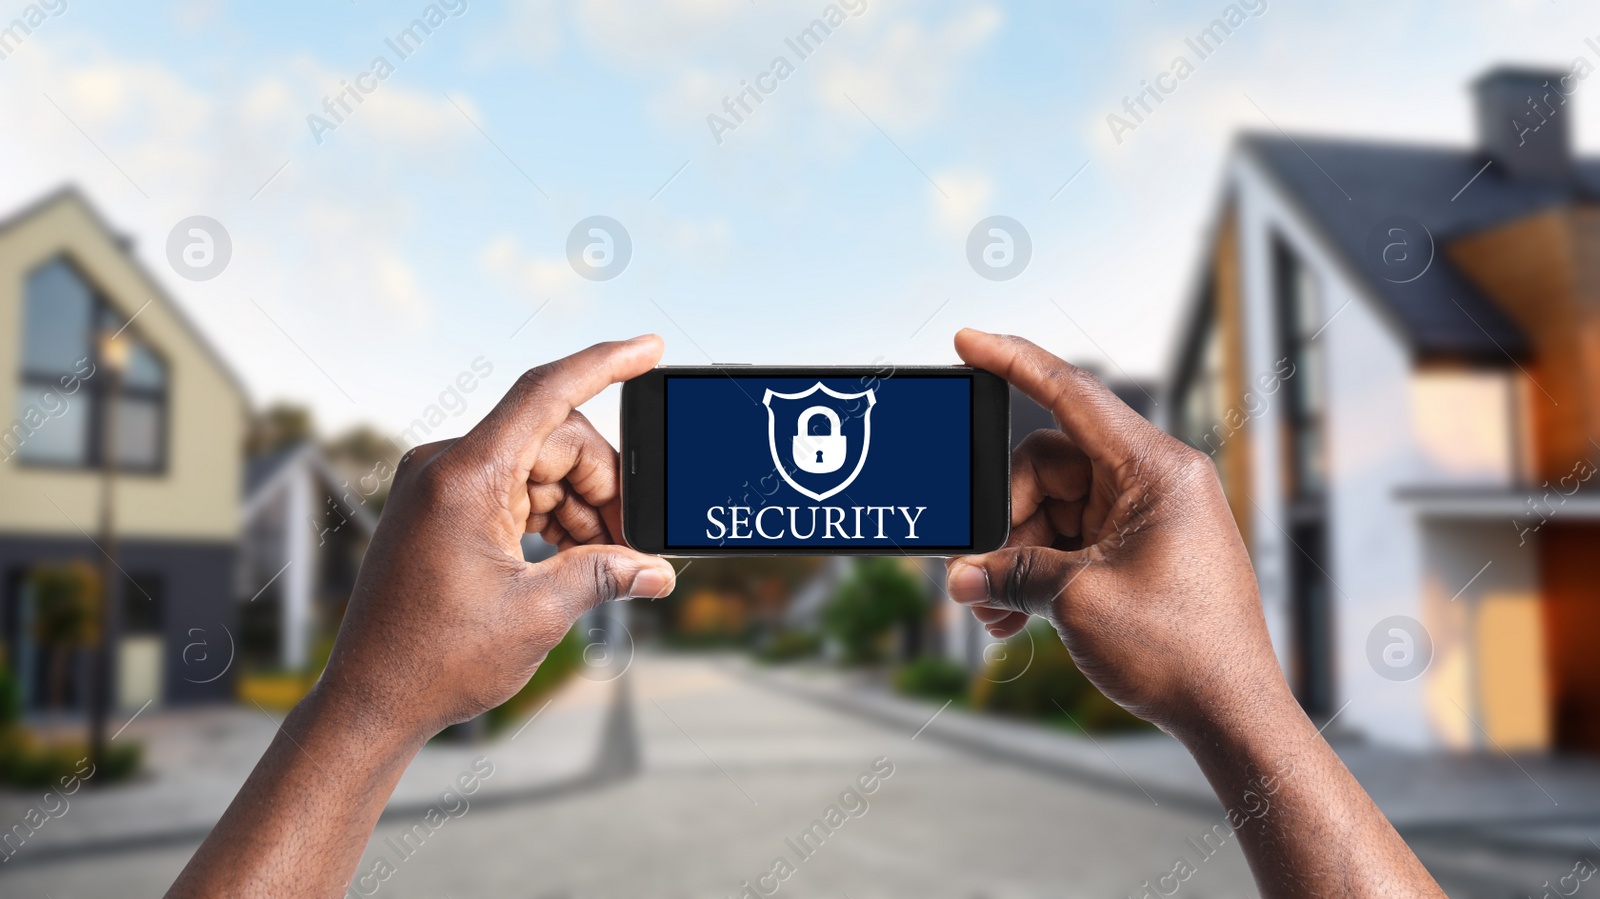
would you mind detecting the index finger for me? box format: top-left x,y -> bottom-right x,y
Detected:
954,328 -> 1152,466
461,334 -> 664,475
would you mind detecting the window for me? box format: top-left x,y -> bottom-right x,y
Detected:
14,258 -> 167,472
122,574 -> 164,635
1176,310 -> 1224,453
1271,235 -> 1335,718
1273,237 -> 1326,498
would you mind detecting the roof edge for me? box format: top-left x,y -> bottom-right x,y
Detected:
1,185 -> 255,407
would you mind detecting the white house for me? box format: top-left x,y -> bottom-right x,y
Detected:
1164,67 -> 1600,753
240,441 -> 376,671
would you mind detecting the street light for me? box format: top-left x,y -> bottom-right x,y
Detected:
87,327 -> 129,776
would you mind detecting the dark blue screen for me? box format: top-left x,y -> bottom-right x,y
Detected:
665,376 -> 971,548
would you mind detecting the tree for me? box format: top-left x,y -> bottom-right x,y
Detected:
246,403 -> 315,456
28,561 -> 101,714
822,558 -> 927,664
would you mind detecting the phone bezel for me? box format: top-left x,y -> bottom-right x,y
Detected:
621,365 -> 1010,557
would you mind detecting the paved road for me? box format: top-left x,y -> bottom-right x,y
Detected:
0,653 -> 1557,897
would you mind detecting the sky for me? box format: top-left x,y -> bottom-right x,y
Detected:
0,0 -> 1594,443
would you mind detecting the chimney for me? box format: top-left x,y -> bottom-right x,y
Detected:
1474,66 -> 1574,183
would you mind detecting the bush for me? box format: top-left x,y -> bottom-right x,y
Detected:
0,667 -> 22,729
757,630 -> 822,663
822,559 -> 927,665
482,627 -> 584,735
0,732 -> 142,788
894,657 -> 970,700
237,671 -> 318,712
970,623 -> 1147,734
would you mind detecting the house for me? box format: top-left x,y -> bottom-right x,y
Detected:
0,187 -> 249,710
1164,67 -> 1600,753
240,441 -> 376,672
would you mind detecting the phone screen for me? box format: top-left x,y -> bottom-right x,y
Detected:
663,374 -> 973,550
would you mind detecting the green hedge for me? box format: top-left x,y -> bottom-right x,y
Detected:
756,630 -> 823,664
0,731 -> 142,787
967,623 -> 1149,734
893,657 -> 970,701
0,669 -> 143,787
482,628 -> 585,735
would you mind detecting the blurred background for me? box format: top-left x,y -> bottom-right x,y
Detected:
1,0 -> 1598,896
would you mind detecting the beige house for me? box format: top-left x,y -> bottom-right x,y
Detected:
0,187 -> 248,709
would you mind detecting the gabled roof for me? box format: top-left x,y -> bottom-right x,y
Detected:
245,442 -> 304,496
242,440 -> 378,535
1238,132 -> 1568,361
0,185 -> 252,400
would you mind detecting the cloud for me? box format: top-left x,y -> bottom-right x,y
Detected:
929,170 -> 993,240
574,0 -> 752,68
480,235 -> 576,298
0,32 -> 500,429
471,0 -> 564,66
817,5 -> 1002,133
578,0 -> 1001,150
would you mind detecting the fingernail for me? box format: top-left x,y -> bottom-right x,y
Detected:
947,563 -> 990,603
628,568 -> 673,599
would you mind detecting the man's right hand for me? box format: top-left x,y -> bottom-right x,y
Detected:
945,328 -> 1444,898
944,328 -> 1286,741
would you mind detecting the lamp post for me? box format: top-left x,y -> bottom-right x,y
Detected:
88,328 -> 129,775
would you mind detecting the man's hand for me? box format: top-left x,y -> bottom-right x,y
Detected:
320,335 -> 677,742
944,328 -> 1279,739
167,337 -> 675,898
944,329 -> 1444,898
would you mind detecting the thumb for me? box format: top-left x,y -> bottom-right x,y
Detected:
946,545 -> 1088,620
527,545 -> 677,620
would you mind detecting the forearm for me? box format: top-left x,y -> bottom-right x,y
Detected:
166,684 -> 426,898
1178,685 -> 1443,898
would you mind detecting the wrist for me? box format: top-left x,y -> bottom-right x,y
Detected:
1167,662 -> 1306,753
1171,674 -> 1318,780
291,678 -> 431,774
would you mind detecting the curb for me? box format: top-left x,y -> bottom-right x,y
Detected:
731,660 -> 1227,818
0,675 -> 641,870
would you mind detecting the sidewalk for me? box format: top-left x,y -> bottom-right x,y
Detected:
0,673 -> 619,866
734,658 -> 1600,854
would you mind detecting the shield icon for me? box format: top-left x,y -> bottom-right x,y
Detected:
763,382 -> 876,502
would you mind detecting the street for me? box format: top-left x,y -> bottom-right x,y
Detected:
0,653 -> 1572,898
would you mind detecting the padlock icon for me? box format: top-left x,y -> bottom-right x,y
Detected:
792,406 -> 846,474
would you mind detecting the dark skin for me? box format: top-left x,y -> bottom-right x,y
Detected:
167,331 -> 1444,898
945,329 -> 1443,897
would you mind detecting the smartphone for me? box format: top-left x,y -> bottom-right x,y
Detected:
621,365 -> 1010,556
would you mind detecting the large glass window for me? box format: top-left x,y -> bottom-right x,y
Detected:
1176,312 -> 1224,453
13,258 -> 168,472
1272,235 -> 1334,718
1273,237 -> 1326,498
